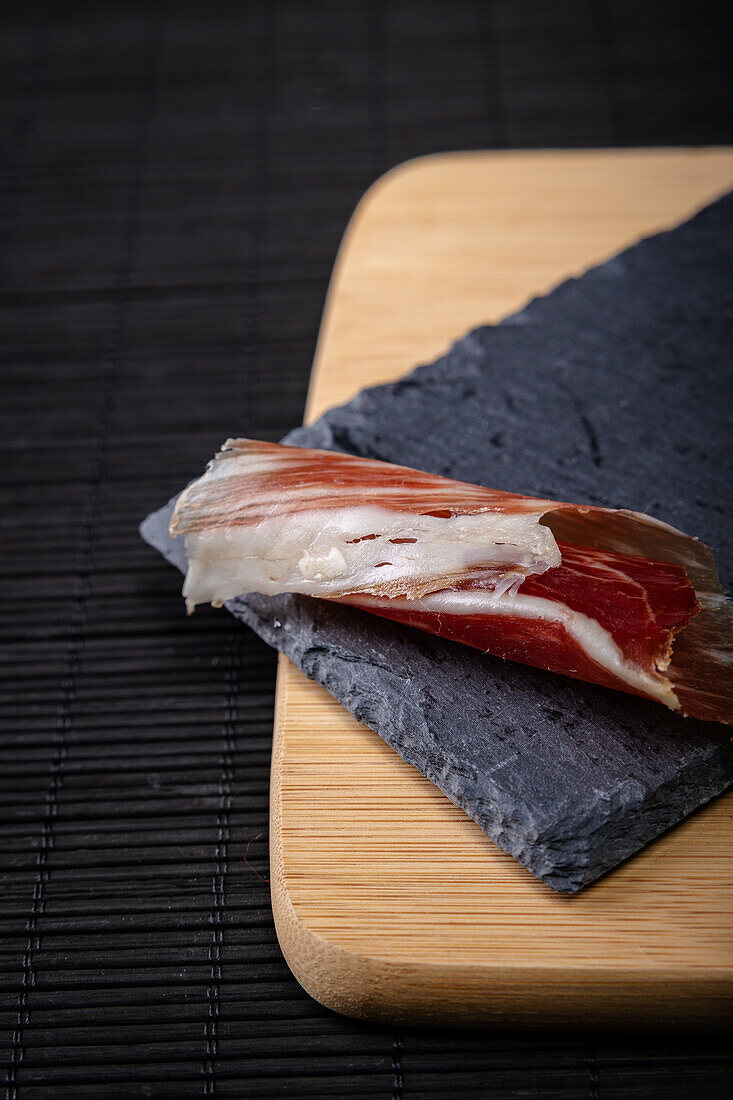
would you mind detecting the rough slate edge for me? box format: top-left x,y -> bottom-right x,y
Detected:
141,192 -> 733,893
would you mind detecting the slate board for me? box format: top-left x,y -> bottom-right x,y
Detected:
141,190 -> 733,893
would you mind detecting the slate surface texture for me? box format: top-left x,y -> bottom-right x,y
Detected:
142,192 -> 733,893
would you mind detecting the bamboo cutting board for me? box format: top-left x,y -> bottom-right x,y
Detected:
270,149 -> 733,1028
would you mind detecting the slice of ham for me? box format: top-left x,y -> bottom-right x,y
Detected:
170,438 -> 733,724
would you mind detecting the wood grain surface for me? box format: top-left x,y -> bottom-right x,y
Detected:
270,149 -> 733,1028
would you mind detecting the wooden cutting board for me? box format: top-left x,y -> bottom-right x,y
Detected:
270,149 -> 733,1028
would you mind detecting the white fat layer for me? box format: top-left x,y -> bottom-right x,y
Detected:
180,504 -> 560,608
381,588 -> 679,708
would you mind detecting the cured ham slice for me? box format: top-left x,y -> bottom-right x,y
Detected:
170,438 -> 733,724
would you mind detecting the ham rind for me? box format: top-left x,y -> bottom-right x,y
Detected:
170,438 -> 733,724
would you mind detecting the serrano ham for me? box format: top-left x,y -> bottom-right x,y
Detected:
170,438 -> 733,724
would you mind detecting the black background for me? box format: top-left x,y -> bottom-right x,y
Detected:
2,2 -> 731,1097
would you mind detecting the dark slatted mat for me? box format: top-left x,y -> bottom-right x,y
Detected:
1,2 -> 731,1097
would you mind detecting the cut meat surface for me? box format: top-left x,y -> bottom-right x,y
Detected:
340,542 -> 700,712
170,438 -> 733,724
521,542 -> 699,673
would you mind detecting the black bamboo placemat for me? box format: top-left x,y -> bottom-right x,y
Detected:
2,2 -> 732,1097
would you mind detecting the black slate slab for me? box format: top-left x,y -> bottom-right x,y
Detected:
141,191 -> 733,893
